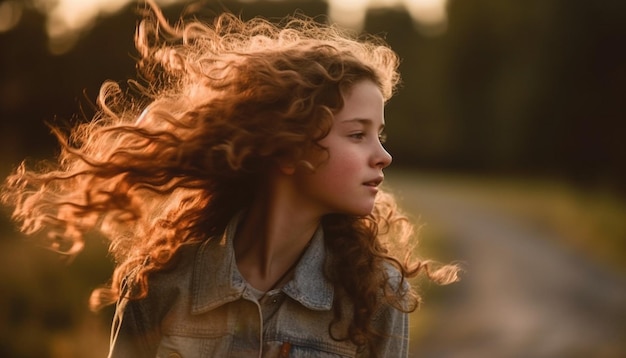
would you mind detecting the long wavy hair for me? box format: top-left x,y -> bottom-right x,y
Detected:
1,2 -> 459,352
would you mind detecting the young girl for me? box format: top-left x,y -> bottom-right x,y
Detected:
2,2 -> 458,357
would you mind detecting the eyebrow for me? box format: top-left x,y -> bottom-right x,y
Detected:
340,118 -> 386,131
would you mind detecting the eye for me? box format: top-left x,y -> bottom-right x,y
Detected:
378,132 -> 387,144
349,132 -> 366,140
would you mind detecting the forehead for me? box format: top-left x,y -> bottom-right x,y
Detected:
336,80 -> 385,123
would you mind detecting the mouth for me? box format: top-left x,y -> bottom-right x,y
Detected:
363,177 -> 384,187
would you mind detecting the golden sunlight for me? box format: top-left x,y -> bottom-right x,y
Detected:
21,0 -> 450,53
33,0 -> 130,54
327,0 -> 369,30
328,0 -> 449,34
0,1 -> 22,33
403,0 -> 448,34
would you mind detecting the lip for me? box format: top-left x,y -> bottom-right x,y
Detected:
363,176 -> 384,188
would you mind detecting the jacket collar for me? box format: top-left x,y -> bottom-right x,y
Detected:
191,214 -> 334,314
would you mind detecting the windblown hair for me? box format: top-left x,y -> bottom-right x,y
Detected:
1,2 -> 459,352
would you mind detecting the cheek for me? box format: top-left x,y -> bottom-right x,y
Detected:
312,137 -> 363,180
336,155 -> 359,174
329,147 -> 361,169
318,151 -> 361,184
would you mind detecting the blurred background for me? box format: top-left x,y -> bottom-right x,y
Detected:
1,0 -> 625,357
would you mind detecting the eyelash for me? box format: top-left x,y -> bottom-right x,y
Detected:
350,132 -> 366,140
349,132 -> 388,143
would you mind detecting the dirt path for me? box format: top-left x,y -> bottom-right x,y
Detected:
386,172 -> 626,358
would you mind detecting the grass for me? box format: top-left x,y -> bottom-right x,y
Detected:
387,169 -> 626,274
386,170 -> 626,355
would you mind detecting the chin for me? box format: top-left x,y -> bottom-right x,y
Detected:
325,200 -> 376,217
342,205 -> 375,217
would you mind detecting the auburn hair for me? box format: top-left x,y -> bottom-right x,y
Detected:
1,2 -> 459,352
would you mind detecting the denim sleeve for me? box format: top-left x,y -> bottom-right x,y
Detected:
366,303 -> 409,358
362,264 -> 411,358
107,280 -> 161,358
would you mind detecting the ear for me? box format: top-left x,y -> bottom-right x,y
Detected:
279,163 -> 296,175
274,156 -> 296,175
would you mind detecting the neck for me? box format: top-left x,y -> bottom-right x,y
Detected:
233,173 -> 320,291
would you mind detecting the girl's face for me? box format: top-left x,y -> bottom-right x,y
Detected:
294,79 -> 392,217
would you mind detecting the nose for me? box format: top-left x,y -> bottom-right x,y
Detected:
373,142 -> 392,169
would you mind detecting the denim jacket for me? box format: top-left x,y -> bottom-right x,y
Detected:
108,216 -> 409,357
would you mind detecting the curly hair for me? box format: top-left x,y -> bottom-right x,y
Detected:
1,2 -> 459,352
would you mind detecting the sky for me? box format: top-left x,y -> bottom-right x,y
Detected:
0,0 -> 449,53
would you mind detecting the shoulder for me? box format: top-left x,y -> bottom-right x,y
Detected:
109,244 -> 203,358
145,243 -> 202,295
379,261 -> 414,312
123,242 -> 203,309
371,263 -> 411,333
381,261 -> 407,290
